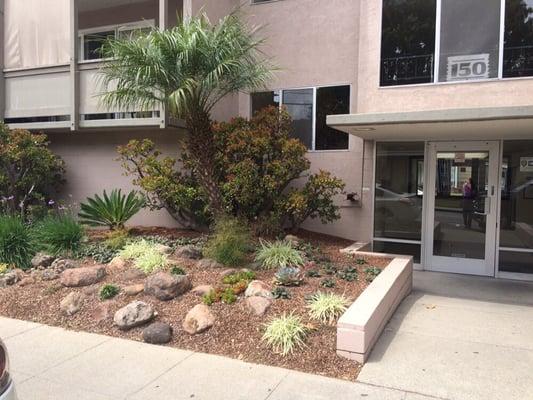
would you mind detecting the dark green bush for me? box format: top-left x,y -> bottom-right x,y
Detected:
100,284 -> 120,300
320,278 -> 336,288
204,217 -> 250,266
170,266 -> 186,275
34,215 -> 84,255
272,287 -> 291,300
0,215 -> 35,269
78,189 -> 145,230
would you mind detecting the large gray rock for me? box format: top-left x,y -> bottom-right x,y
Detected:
119,268 -> 146,282
244,280 -> 272,299
174,245 -> 202,260
0,270 -> 22,288
144,272 -> 191,301
196,258 -> 223,269
41,269 -> 60,281
31,253 -> 55,269
143,322 -> 173,344
123,283 -> 145,296
245,296 -> 272,316
154,244 -> 173,255
183,304 -> 215,334
60,266 -> 106,287
113,301 -> 154,330
60,292 -> 84,316
50,258 -> 79,272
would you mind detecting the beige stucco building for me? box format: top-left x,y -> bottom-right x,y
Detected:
1,0 -> 533,280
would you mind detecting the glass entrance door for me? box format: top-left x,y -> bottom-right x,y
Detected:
425,142 -> 499,276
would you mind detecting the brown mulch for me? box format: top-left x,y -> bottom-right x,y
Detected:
0,229 -> 390,381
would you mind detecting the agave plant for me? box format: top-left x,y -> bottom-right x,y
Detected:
274,267 -> 304,287
78,189 -> 145,230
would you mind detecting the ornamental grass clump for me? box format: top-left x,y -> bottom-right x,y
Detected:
204,217 -> 251,266
100,284 -> 120,300
34,215 -> 84,255
255,240 -> 304,270
0,215 -> 35,270
119,239 -> 154,260
307,292 -> 350,325
262,313 -> 307,356
135,249 -> 168,274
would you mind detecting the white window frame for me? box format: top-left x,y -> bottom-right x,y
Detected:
379,0 -> 523,88
78,19 -> 155,62
252,84 -> 351,152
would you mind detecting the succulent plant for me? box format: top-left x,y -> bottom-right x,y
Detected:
274,267 -> 304,287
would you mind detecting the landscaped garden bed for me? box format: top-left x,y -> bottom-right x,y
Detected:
0,228 -> 390,380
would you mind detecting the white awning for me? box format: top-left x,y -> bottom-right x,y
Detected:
327,106 -> 533,140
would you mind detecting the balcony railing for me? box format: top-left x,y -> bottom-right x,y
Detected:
380,54 -> 434,87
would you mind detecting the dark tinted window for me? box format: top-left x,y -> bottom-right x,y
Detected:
315,86 -> 350,150
282,89 -> 314,149
504,0 -> 533,78
251,91 -> 279,116
381,0 -> 437,86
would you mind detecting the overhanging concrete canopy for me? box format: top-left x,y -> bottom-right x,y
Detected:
327,106 -> 533,140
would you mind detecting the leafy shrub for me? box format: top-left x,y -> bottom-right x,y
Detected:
222,270 -> 256,285
103,229 -> 130,250
0,215 -> 35,270
202,290 -> 219,306
220,288 -> 238,304
135,249 -> 168,273
119,240 -> 154,260
255,240 -> 304,270
34,215 -> 84,255
337,266 -> 358,282
262,313 -> 307,356
0,124 -> 65,218
75,243 -> 117,263
356,258 -> 367,265
274,267 -> 303,287
365,267 -> 382,282
271,287 -> 291,300
306,269 -> 321,278
322,263 -> 338,276
100,284 -> 120,300
170,266 -> 186,275
307,292 -> 350,324
117,107 -> 345,233
320,278 -> 336,288
78,189 -> 145,230
204,217 -> 250,266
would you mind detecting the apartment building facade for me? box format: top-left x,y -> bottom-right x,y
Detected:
1,0 -> 532,280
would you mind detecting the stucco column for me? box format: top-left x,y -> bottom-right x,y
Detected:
0,0 -> 5,122
69,0 -> 79,131
158,0 -> 168,128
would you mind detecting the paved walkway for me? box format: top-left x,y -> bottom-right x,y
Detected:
1,317 -> 433,400
358,271 -> 533,400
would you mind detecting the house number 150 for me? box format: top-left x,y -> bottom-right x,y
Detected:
447,54 -> 490,81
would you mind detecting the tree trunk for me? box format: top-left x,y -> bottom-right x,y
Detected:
184,111 -> 224,217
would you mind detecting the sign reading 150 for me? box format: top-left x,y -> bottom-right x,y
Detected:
447,54 -> 490,81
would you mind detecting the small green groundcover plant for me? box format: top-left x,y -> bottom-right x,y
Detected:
262,313 -> 308,356
255,240 -> 304,270
119,239 -> 154,260
307,292 -> 350,325
34,215 -> 84,255
78,189 -> 145,230
221,270 -> 255,285
75,243 -> 118,264
320,278 -> 336,288
274,267 -> 303,286
0,215 -> 35,270
100,284 -> 120,300
204,217 -> 251,266
170,266 -> 186,276
271,287 -> 291,300
119,239 -> 168,273
365,266 -> 382,282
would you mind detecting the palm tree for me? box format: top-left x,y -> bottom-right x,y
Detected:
99,12 -> 273,214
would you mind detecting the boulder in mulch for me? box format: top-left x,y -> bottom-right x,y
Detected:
182,304 -> 215,334
108,256 -> 127,270
143,322 -> 173,344
51,258 -> 79,272
174,245 -> 202,260
60,292 -> 84,316
0,270 -> 23,288
60,266 -> 106,287
191,285 -> 214,297
196,258 -> 223,269
119,268 -> 146,282
154,244 -> 173,255
41,269 -> 60,281
31,253 -> 55,269
144,272 -> 191,301
114,301 -> 155,330
245,296 -> 272,316
19,277 -> 35,287
284,234 -> 300,246
124,283 -> 145,296
245,280 -> 272,299
92,301 -> 116,324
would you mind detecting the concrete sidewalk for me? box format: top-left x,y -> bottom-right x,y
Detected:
358,271 -> 533,400
0,317 -> 434,400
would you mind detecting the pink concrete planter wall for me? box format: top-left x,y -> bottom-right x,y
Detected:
337,252 -> 413,363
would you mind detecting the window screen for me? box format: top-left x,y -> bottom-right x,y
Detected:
282,89 -> 314,149
438,0 -> 501,82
